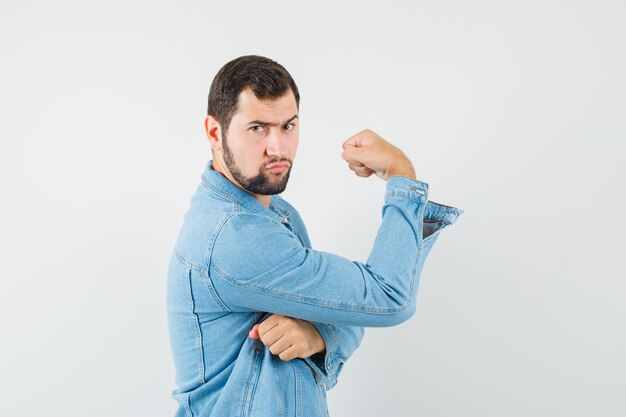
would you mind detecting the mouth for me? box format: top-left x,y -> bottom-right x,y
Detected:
266,162 -> 290,173
266,163 -> 290,174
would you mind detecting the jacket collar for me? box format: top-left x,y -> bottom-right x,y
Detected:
200,160 -> 289,222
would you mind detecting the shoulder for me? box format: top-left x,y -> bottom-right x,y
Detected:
210,212 -> 302,279
174,184 -> 239,267
211,212 -> 281,245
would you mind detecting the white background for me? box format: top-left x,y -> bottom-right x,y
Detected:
1,1 -> 624,416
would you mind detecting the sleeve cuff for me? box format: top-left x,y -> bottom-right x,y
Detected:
425,200 -> 464,225
386,175 -> 464,235
385,176 -> 429,203
304,322 -> 343,390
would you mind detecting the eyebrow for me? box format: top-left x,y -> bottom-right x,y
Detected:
246,115 -> 299,127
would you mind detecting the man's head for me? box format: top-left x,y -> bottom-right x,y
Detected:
205,55 -> 300,199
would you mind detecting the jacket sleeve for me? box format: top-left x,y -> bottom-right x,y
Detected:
208,176 -> 463,327
302,196 -> 460,389
304,323 -> 364,390
280,204 -> 366,390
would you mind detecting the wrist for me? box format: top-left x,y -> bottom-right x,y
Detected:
387,165 -> 416,179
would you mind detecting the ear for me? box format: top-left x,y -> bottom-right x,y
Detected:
205,115 -> 222,151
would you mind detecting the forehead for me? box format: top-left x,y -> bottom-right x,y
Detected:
231,87 -> 298,123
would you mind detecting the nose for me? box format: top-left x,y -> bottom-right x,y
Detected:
266,132 -> 288,158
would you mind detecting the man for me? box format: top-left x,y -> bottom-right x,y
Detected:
167,55 -> 463,417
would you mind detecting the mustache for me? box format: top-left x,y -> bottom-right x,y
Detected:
264,158 -> 292,167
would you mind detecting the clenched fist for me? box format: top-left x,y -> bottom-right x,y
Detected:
341,129 -> 416,180
248,314 -> 326,361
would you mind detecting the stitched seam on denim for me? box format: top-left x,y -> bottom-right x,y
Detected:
203,270 -> 231,312
185,268 -> 206,385
294,361 -> 301,417
204,212 -> 243,312
408,201 -> 427,299
386,184 -> 428,194
385,193 -> 427,204
175,248 -> 231,312
203,213 -> 236,265
408,244 -> 423,305
246,348 -> 263,417
270,355 -> 285,417
201,175 -> 241,206
326,324 -> 338,373
425,202 -> 463,224
204,211 -> 240,266
210,264 -> 412,314
240,348 -> 258,417
234,208 -> 279,224
174,247 -> 207,274
428,201 -> 457,209
184,392 -> 193,417
199,213 -> 241,313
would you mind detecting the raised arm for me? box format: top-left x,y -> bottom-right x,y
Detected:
207,129 -> 463,327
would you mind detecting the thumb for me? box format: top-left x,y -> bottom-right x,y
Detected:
342,131 -> 369,150
341,145 -> 365,163
248,324 -> 260,339
341,130 -> 371,163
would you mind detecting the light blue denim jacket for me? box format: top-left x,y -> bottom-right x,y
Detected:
167,160 -> 463,417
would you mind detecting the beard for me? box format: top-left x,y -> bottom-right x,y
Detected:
221,133 -> 293,195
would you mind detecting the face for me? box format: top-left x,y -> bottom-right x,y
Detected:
216,87 -> 299,195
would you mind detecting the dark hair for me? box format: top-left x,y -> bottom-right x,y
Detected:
207,55 -> 300,135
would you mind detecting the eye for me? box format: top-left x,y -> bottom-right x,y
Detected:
283,123 -> 296,131
250,125 -> 266,133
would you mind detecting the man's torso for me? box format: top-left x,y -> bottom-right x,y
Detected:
167,161 -> 329,417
